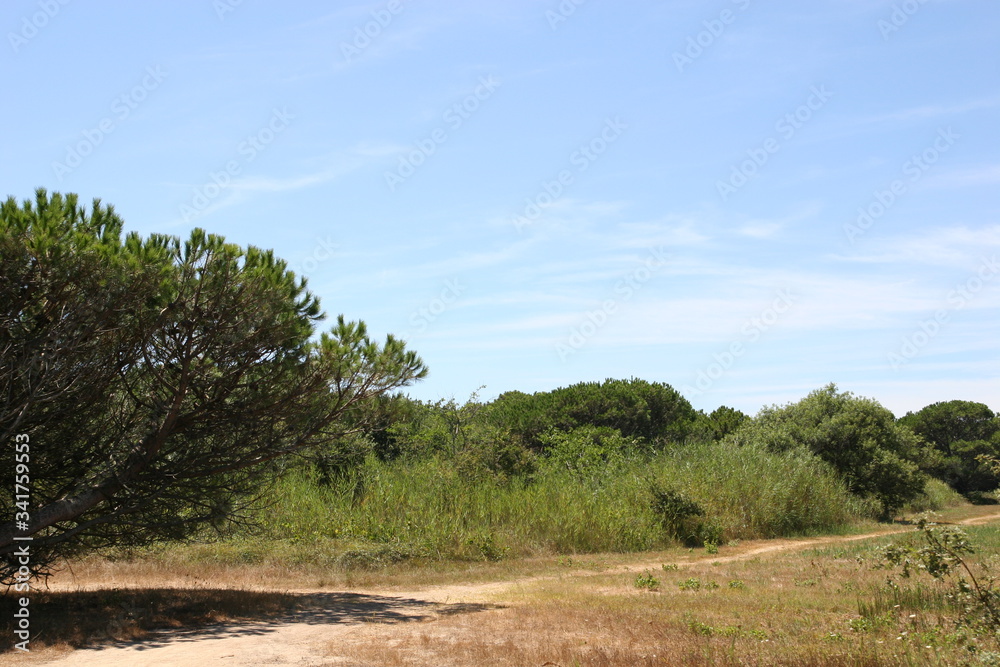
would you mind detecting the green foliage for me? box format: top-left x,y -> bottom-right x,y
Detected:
336,544 -> 418,570
904,478 -> 968,513
652,440 -> 873,539
848,611 -> 895,633
900,400 -> 998,455
678,577 -> 702,591
258,436 -> 867,561
876,517 -> 1000,641
0,189 -> 427,581
308,433 -> 375,486
538,425 -> 639,482
466,532 -> 508,562
489,378 -> 697,450
677,577 -> 718,591
334,392 -> 416,463
634,571 -> 660,590
649,485 -> 704,545
691,405 -> 749,442
900,400 -> 1000,495
728,384 -> 930,518
684,616 -> 765,639
384,391 -> 536,484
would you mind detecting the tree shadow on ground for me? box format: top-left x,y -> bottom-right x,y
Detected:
0,587 -> 500,652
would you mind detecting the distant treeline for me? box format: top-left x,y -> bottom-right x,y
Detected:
303,379 -> 1000,522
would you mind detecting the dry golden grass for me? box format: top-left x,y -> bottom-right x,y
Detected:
333,510 -> 1000,666
43,546 -> 623,592
332,559 -> 940,666
2,506 -> 998,665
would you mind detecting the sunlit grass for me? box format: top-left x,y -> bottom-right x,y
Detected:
249,441 -> 873,566
337,513 -> 1000,666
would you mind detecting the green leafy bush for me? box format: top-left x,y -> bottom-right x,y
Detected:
489,378 -> 697,450
876,517 -> 1000,644
538,425 -> 638,483
727,384 -> 931,518
649,485 -> 704,545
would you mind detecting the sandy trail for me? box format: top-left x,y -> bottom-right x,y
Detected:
37,511 -> 1000,666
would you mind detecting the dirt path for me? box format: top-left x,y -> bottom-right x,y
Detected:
36,511 -> 1000,666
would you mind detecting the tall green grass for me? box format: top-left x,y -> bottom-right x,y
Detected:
902,477 -> 967,513
650,442 -> 876,539
257,440 -> 872,561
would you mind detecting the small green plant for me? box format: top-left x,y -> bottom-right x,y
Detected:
699,522 -> 724,547
877,516 -> 1000,638
848,611 -> 894,633
705,541 -> 719,555
686,619 -> 764,639
728,579 -> 745,589
634,571 -> 660,591
662,563 -> 679,571
688,620 -> 714,636
467,532 -> 508,562
678,577 -> 702,591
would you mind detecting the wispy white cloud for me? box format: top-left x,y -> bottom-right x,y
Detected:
831,225 -> 1000,268
162,143 -> 398,227
849,96 -> 1000,128
925,164 -> 1000,189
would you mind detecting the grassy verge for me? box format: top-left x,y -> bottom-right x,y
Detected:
4,506 -> 997,663
336,518 -> 1000,666
246,441 -> 873,565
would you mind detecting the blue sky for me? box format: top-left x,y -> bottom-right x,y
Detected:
3,0 -> 998,417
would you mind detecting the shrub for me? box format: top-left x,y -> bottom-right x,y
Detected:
691,405 -> 749,442
904,478 -> 967,513
727,384 -> 931,518
650,440 -> 872,540
899,398 -> 1000,496
489,378 -> 698,450
257,431 -> 869,560
634,571 -> 660,590
649,485 -> 704,545
538,425 -> 639,483
876,517 -> 1000,644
